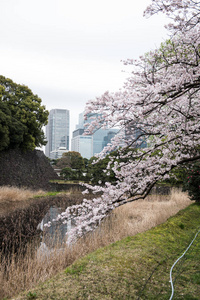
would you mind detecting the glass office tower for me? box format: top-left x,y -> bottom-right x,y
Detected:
45,109 -> 70,158
71,112 -> 118,159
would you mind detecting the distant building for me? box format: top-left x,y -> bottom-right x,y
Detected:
45,109 -> 70,158
92,128 -> 118,156
71,133 -> 93,160
49,147 -> 69,159
76,112 -> 84,129
71,112 -> 118,159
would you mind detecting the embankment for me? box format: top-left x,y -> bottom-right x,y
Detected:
0,149 -> 58,190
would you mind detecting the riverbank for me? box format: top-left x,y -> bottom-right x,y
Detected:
0,186 -> 84,216
0,187 -> 91,256
1,188 -> 198,299
15,202 -> 200,299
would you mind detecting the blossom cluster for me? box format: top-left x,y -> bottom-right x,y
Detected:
47,0 -> 200,243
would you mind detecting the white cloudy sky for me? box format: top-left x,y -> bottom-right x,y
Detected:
0,0 -> 168,139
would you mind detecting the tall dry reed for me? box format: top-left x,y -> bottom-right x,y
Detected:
0,188 -> 192,299
0,186 -> 45,203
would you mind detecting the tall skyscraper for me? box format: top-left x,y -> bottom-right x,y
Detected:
45,109 -> 70,158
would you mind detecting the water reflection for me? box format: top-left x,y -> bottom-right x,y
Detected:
37,206 -> 74,255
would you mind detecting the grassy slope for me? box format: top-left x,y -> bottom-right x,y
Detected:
16,203 -> 200,300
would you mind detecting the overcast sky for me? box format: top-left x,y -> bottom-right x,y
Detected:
0,0 -> 168,141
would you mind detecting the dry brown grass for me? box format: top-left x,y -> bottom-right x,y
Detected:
99,188 -> 193,241
80,188 -> 193,251
0,186 -> 45,203
0,186 -> 46,216
0,188 -> 193,299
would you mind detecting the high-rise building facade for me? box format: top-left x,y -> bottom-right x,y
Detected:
71,128 -> 93,159
71,112 -> 118,159
45,109 -> 70,158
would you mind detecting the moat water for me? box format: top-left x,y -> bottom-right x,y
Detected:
37,206 -> 74,255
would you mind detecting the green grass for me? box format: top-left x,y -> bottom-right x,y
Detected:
33,191 -> 61,198
15,203 -> 200,299
49,180 -> 80,184
49,179 -> 91,184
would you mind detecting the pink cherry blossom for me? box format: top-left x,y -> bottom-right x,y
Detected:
47,0 -> 200,243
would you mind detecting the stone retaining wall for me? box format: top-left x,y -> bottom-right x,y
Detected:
0,149 -> 58,190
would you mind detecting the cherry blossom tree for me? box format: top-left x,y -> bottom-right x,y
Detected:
50,0 -> 200,243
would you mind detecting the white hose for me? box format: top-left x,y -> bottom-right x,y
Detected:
169,227 -> 200,300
